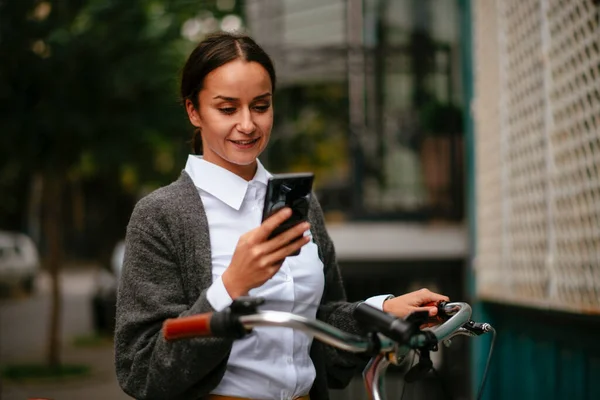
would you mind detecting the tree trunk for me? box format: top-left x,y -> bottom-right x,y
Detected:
27,173 -> 44,248
43,172 -> 64,368
72,177 -> 85,234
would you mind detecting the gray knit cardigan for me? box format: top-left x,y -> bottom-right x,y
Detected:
114,171 -> 366,400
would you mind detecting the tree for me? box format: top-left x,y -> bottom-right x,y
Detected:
0,0 -> 230,367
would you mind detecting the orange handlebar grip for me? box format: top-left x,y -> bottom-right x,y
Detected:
423,301 -> 451,322
422,301 -> 443,322
162,313 -> 213,341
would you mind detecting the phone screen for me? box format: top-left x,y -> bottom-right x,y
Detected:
261,172 -> 314,255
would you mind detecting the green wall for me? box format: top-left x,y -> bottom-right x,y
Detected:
460,1 -> 600,399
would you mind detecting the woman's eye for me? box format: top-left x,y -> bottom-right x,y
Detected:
254,104 -> 270,112
219,107 -> 236,114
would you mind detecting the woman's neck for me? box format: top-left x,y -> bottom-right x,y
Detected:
201,155 -> 258,181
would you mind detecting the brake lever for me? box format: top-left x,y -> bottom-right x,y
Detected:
421,300 -> 450,324
405,310 -> 430,325
462,320 -> 493,335
404,348 -> 433,383
230,296 -> 265,314
424,301 -> 491,337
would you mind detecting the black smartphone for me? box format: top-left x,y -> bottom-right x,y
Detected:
261,172 -> 314,256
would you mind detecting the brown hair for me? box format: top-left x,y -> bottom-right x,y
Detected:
180,32 -> 276,154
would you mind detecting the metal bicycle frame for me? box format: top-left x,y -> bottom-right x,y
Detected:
238,302 -> 473,400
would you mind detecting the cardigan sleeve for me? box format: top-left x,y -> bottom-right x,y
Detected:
114,194 -> 232,400
308,196 -> 370,389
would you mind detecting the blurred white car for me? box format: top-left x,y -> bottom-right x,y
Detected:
0,231 -> 40,293
92,240 -> 124,333
110,240 -> 125,281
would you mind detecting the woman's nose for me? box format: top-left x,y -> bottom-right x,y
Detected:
237,109 -> 256,134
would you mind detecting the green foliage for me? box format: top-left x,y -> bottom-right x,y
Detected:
265,83 -> 350,188
0,0 -> 231,191
419,99 -> 464,136
1,363 -> 91,381
0,0 -> 246,255
72,333 -> 113,348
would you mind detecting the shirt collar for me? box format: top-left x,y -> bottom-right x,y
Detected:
184,155 -> 271,210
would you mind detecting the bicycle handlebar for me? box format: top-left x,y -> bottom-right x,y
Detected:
162,299 -> 494,400
162,301 -> 475,353
353,302 -> 416,345
163,309 -> 391,353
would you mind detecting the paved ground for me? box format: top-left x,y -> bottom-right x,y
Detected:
0,267 -> 456,400
1,345 -> 131,400
0,267 -> 132,400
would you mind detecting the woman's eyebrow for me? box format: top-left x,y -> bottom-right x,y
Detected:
213,95 -> 237,101
212,92 -> 272,101
254,92 -> 272,100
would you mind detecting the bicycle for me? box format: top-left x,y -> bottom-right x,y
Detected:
162,297 -> 495,400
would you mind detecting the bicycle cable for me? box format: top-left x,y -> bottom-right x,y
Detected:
399,350 -> 418,400
475,326 -> 496,400
431,364 -> 455,400
411,348 -> 454,400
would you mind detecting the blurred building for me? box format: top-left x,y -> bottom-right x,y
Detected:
245,0 -> 600,399
247,0 -> 465,222
245,1 -> 470,399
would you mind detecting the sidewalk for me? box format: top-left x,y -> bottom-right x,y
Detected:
0,266 -> 132,400
1,343 -> 132,400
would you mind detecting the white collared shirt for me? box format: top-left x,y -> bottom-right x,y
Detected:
184,155 -> 390,400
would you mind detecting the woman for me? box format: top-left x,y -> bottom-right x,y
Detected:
115,32 -> 448,400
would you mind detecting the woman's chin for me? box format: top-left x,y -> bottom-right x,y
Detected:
225,146 -> 264,166
225,154 -> 259,167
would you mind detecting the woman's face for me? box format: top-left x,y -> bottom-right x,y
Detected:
186,59 -> 273,180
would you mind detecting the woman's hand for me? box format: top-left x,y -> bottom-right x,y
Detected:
222,207 -> 310,299
382,288 -> 449,318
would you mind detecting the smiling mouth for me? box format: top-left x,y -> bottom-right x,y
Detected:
229,138 -> 259,145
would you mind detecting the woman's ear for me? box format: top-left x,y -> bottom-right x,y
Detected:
185,99 -> 202,128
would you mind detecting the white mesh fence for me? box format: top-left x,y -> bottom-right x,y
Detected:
473,0 -> 600,313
